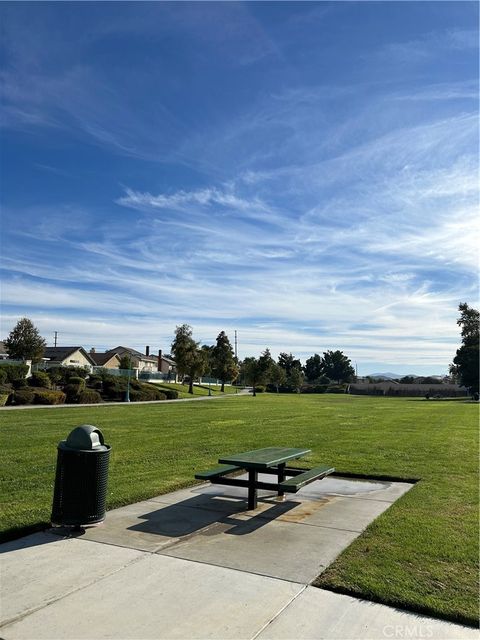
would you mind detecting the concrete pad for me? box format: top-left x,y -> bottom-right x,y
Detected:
296,476 -> 414,503
149,481 -> 275,507
148,475 -> 413,511
149,486 -> 253,514
265,495 -> 397,532
1,553 -> 303,639
257,587 -> 479,640
160,515 -> 359,583
0,532 -> 144,627
79,499 -> 227,552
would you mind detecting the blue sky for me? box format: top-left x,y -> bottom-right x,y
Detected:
1,1 -> 478,375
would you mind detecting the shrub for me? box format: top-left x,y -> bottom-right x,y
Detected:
34,390 -> 66,405
77,389 -> 102,404
68,376 -> 86,389
87,375 -> 103,390
12,378 -> 28,389
266,383 -> 295,393
300,384 -> 328,394
254,385 -> 266,393
29,371 -> 51,389
0,369 -> 7,384
327,384 -> 348,394
14,388 -> 35,405
65,367 -> 89,380
0,363 -> 29,382
45,366 -> 70,385
129,388 -> 166,402
160,388 -> 178,400
63,383 -> 82,403
0,383 -> 12,406
102,377 -> 128,400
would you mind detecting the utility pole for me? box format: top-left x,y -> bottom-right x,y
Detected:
234,330 -> 239,394
54,331 -> 58,347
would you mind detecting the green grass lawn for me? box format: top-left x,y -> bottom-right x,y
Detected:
0,394 -> 478,625
154,382 -> 239,398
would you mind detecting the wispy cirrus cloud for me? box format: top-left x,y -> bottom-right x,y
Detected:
118,186 -> 273,215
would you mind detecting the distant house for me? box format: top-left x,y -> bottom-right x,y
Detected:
157,350 -> 177,377
0,341 -> 9,360
42,347 -> 96,369
88,349 -> 121,369
105,346 -> 159,373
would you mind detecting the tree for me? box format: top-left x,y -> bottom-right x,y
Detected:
269,363 -> 287,392
241,357 -> 265,397
258,348 -> 275,383
4,317 -> 46,363
211,331 -> 238,392
171,324 -> 207,394
278,352 -> 302,377
320,350 -> 355,384
288,366 -> 304,392
304,354 -> 323,382
450,303 -> 479,393
419,377 -> 442,385
118,354 -> 133,370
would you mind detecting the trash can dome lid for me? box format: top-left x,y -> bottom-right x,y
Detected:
65,425 -> 107,450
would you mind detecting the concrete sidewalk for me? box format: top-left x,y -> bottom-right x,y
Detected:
1,476 -> 477,639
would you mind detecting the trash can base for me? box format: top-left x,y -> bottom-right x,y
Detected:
48,524 -> 86,538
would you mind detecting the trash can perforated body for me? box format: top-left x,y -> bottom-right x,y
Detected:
51,425 -> 111,527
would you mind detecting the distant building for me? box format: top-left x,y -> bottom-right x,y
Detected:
42,347 -> 96,369
88,349 -> 121,369
0,341 -> 9,360
106,346 -> 176,376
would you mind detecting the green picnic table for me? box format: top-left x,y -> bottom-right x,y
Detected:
195,446 -> 335,510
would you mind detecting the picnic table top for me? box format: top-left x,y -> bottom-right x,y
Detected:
218,446 -> 311,469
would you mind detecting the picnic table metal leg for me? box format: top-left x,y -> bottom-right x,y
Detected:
248,469 -> 258,509
277,463 -> 286,500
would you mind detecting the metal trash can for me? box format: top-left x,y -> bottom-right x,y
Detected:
51,425 -> 111,528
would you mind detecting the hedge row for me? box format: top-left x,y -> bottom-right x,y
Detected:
0,365 -> 180,405
265,383 -> 347,394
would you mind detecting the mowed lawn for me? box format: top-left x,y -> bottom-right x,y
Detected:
0,394 -> 478,625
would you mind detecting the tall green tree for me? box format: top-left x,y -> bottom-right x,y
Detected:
4,317 -> 46,363
211,331 -> 238,392
278,352 -> 302,377
258,348 -> 275,383
240,357 -> 265,397
320,350 -> 355,384
450,303 -> 479,393
269,363 -> 287,392
288,366 -> 304,392
171,324 -> 207,394
304,354 -> 323,382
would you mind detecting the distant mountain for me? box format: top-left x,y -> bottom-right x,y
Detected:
368,372 -> 411,380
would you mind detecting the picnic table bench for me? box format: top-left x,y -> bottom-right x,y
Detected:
195,447 -> 334,510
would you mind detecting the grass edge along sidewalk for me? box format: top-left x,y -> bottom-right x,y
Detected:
0,394 -> 478,626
